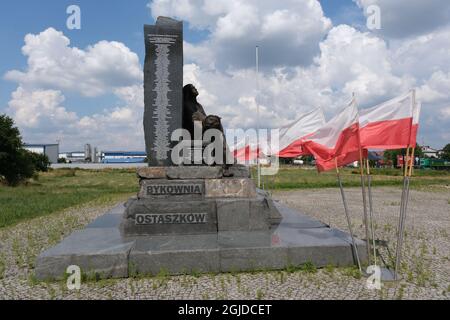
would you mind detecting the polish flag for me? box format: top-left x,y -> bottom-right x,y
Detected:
410,101 -> 421,147
232,142 -> 260,163
303,100 -> 363,172
359,91 -> 414,150
276,108 -> 326,158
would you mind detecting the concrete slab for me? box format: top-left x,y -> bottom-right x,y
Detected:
35,228 -> 135,280
130,234 -> 220,275
86,214 -> 122,229
35,201 -> 368,280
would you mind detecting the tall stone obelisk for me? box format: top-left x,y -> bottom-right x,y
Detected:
143,17 -> 183,166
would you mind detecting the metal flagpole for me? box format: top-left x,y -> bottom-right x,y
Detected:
359,155 -> 371,264
394,147 -> 411,279
335,159 -> 362,272
353,93 -> 372,263
394,89 -> 416,280
366,159 -> 377,265
256,46 -> 261,189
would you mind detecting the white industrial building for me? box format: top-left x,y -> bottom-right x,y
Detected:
24,144 -> 59,163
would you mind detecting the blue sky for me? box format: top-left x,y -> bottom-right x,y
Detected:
1,0 -> 449,151
0,0 -> 213,117
0,0 -> 361,113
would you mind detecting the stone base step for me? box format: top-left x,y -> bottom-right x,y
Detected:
35,202 -> 367,280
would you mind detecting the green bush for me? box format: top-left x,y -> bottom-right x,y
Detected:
0,148 -> 35,186
0,114 -> 36,186
28,152 -> 51,172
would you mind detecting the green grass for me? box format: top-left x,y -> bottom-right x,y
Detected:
255,166 -> 450,190
0,168 -> 138,228
1,166 -> 448,228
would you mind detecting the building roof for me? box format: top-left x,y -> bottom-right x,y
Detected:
102,151 -> 147,156
24,143 -> 59,147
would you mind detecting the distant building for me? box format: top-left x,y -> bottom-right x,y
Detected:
101,151 -> 147,163
24,144 -> 59,163
421,146 -> 440,158
59,151 -> 86,163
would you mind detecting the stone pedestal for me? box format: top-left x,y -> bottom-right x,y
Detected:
120,165 -> 282,236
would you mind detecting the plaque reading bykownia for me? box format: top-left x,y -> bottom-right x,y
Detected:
146,183 -> 202,195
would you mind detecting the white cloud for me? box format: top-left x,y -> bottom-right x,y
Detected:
391,27 -> 450,79
440,106 -> 450,119
6,84 -> 145,151
150,0 -> 332,69
3,1 -> 450,151
355,0 -> 450,38
4,28 -> 142,97
8,87 -> 77,129
417,71 -> 450,104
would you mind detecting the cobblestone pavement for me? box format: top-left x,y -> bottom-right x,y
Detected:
0,187 -> 449,300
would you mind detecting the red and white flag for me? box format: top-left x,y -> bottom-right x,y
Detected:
232,142 -> 260,163
410,101 -> 421,147
359,91 -> 415,150
276,108 -> 326,158
303,99 -> 363,172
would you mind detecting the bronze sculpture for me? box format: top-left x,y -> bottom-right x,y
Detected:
182,84 -> 234,173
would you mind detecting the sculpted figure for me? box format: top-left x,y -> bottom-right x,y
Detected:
182,84 -> 234,172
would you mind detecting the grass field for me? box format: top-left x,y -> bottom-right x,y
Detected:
0,166 -> 449,228
0,168 -> 138,228
261,166 -> 450,190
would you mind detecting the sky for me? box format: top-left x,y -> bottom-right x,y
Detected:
1,0 -> 449,152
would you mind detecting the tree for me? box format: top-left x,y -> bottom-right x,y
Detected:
441,144 -> 450,161
28,152 -> 51,172
0,114 -> 35,186
383,149 -> 401,167
383,145 -> 424,168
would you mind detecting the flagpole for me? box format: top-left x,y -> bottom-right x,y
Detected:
353,93 -> 372,264
394,89 -> 416,279
366,158 -> 377,265
335,159 -> 362,272
394,146 -> 411,279
256,46 -> 261,189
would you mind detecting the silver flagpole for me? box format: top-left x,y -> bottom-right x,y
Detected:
354,93 -> 372,264
336,163 -> 362,272
394,173 -> 409,279
256,46 -> 261,189
394,89 -> 416,279
360,172 -> 371,264
366,160 -> 377,265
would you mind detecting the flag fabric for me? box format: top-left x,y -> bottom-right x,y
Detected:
232,142 -> 260,163
410,101 -> 421,147
303,100 -> 363,172
359,92 -> 414,150
276,108 -> 326,158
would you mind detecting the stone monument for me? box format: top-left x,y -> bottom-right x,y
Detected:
34,17 -> 367,280
144,17 -> 183,166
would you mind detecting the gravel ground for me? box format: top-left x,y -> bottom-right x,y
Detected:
0,187 -> 449,300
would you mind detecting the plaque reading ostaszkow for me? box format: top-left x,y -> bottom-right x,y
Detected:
135,213 -> 208,225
